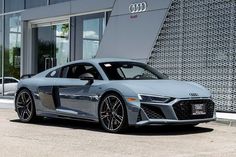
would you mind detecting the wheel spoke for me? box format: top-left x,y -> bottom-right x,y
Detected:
16,104 -> 24,109
25,109 -> 30,117
23,110 -> 27,119
112,100 -> 121,112
108,118 -> 114,130
100,112 -> 109,120
104,98 -> 112,110
114,113 -> 123,124
26,100 -> 32,107
21,93 -> 26,104
20,110 -> 25,119
107,118 -> 111,129
101,115 -> 109,120
17,101 -> 23,105
100,111 -> 106,115
25,98 -> 31,104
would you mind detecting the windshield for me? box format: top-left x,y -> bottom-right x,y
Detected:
100,62 -> 165,80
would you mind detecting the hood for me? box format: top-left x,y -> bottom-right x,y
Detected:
116,80 -> 211,98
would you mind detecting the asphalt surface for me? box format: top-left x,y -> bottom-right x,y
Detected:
0,103 -> 236,157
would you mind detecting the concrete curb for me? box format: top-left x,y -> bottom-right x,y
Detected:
216,112 -> 236,118
0,96 -> 14,100
215,118 -> 236,127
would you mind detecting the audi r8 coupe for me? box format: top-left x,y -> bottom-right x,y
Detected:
15,58 -> 216,133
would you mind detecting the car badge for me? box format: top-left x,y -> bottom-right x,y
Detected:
189,93 -> 199,97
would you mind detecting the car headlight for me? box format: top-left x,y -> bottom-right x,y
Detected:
138,94 -> 172,103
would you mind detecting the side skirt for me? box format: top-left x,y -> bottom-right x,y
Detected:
36,112 -> 99,123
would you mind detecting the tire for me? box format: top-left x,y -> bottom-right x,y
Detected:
15,89 -> 36,123
99,93 -> 128,133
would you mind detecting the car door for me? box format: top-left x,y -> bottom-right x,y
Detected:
54,63 -> 103,120
37,71 -> 60,111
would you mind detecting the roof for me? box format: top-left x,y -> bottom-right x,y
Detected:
34,58 -> 142,78
69,58 -> 137,64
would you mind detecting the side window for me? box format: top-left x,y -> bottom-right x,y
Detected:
84,65 -> 102,80
8,79 -> 18,83
61,63 -> 102,80
4,79 -> 10,83
0,78 -> 18,83
46,69 -> 61,78
61,66 -> 69,78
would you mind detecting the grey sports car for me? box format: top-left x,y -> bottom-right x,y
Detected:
15,58 -> 216,133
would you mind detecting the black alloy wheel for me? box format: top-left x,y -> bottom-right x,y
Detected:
99,93 -> 128,133
15,89 -> 36,122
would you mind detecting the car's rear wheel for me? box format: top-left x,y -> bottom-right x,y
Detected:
15,89 -> 36,122
99,93 -> 128,133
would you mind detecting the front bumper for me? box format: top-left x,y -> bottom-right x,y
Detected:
133,98 -> 216,126
136,118 -> 216,126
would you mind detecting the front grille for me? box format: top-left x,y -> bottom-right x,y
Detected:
173,99 -> 214,120
141,104 -> 165,119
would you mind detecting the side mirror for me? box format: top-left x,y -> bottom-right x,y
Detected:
79,73 -> 94,84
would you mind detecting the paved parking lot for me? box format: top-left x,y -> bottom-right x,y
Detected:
0,106 -> 236,157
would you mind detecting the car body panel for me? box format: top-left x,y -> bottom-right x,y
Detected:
106,80 -> 211,98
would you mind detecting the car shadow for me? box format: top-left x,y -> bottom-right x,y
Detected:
125,125 -> 214,136
10,118 -> 214,136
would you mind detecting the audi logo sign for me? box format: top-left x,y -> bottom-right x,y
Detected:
129,2 -> 147,14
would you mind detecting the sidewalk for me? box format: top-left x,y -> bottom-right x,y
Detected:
0,98 -> 14,109
0,98 -> 14,104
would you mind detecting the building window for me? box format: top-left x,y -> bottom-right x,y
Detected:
56,23 -> 70,66
82,15 -> 104,59
4,13 -> 21,80
4,0 -> 24,12
25,0 -> 47,9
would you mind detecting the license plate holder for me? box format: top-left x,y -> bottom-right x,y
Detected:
192,104 -> 206,115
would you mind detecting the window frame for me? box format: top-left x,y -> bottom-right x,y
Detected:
46,63 -> 103,80
99,62 -> 165,80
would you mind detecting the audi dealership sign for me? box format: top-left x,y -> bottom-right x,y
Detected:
129,2 -> 147,14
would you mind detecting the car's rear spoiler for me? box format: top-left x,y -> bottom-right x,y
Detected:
20,74 -> 35,79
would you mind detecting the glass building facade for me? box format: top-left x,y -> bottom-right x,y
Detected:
0,0 -> 110,96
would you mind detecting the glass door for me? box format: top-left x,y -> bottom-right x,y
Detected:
32,20 -> 69,73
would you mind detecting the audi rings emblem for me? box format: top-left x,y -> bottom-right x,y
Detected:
129,2 -> 147,14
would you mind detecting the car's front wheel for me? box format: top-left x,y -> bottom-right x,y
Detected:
99,93 -> 128,133
15,89 -> 36,122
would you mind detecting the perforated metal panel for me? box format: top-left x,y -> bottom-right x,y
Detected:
148,0 -> 236,112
